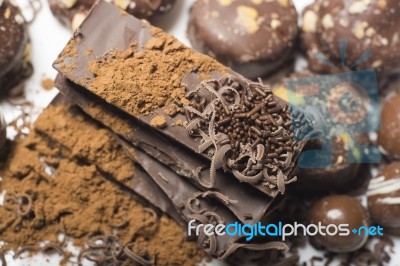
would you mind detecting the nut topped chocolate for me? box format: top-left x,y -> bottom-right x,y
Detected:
187,0 -> 298,79
0,0 -> 32,97
301,0 -> 400,76
309,195 -> 369,253
379,93 -> 400,160
368,162 -> 400,232
48,0 -> 176,30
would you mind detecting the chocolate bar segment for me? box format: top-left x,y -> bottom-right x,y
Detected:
53,1 -> 304,196
35,94 -> 183,223
55,74 -> 279,225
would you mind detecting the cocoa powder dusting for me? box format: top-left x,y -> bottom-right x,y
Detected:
0,104 -> 203,265
87,27 -> 227,117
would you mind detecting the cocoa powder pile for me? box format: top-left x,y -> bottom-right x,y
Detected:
87,27 -> 227,117
0,104 -> 203,265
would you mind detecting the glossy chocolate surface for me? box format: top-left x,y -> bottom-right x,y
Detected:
309,195 -> 369,253
187,0 -> 298,79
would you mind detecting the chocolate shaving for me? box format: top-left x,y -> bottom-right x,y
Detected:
0,252 -> 6,266
186,191 -> 236,215
220,241 -> 289,260
123,243 -> 154,266
185,74 -> 299,194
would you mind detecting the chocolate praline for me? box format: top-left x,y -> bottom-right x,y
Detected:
309,195 -> 369,253
378,93 -> 400,160
367,162 -> 400,233
273,77 -> 370,193
187,0 -> 298,79
48,0 -> 176,30
293,135 -> 364,193
301,0 -> 400,78
0,0 -> 32,98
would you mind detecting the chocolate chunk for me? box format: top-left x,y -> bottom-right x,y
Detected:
368,162 -> 400,233
187,0 -> 298,79
48,0 -> 176,30
309,195 -> 369,253
54,73 -> 278,226
379,93 -> 400,160
301,0 -> 400,78
0,0 -> 32,97
53,1 -> 305,197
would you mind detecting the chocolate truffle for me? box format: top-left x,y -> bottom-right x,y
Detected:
48,0 -> 176,30
0,112 -> 6,151
0,0 -> 32,98
293,135 -> 364,193
379,93 -> 400,160
187,0 -> 298,79
301,0 -> 400,77
309,195 -> 369,253
368,162 -> 400,232
273,77 -> 370,193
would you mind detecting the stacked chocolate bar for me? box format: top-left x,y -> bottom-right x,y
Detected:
52,1 -> 305,258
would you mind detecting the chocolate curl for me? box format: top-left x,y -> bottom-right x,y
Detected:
220,242 -> 289,260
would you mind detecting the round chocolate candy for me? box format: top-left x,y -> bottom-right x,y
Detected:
367,162 -> 400,232
379,93 -> 400,160
48,0 -> 176,30
293,135 -> 364,193
272,76 -> 370,193
187,0 -> 298,79
301,0 -> 400,77
309,195 -> 369,253
0,0 -> 32,98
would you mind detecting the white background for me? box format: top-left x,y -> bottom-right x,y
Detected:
1,0 -> 400,265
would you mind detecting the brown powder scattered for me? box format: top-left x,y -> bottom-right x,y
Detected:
41,78 -> 54,91
0,104 -> 203,265
150,115 -> 167,128
87,27 -> 227,117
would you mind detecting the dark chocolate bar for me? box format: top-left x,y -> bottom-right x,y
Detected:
55,74 -> 278,225
36,96 -> 183,224
46,95 -> 288,258
53,1 -> 305,197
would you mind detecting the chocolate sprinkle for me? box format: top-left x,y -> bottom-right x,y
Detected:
185,74 -> 300,193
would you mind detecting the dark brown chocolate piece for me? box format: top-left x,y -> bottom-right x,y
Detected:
48,0 -> 176,30
187,0 -> 298,79
53,1 -> 305,197
41,95 -> 184,224
272,75 -> 370,193
301,0 -> 400,77
50,93 -> 288,259
309,195 -> 369,253
379,93 -> 400,160
0,0 -> 32,97
368,162 -> 400,233
293,136 -> 363,193
55,74 -> 278,225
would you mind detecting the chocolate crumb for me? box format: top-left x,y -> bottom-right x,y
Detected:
150,115 -> 167,128
41,77 -> 54,90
